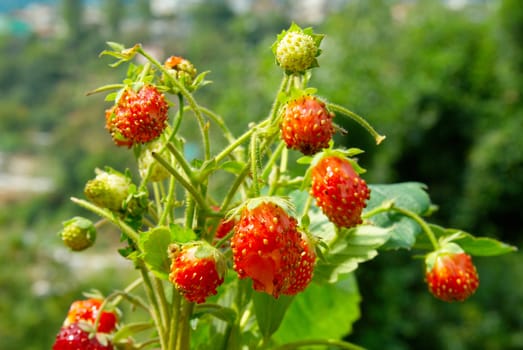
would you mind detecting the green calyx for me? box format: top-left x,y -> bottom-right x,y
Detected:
424,242 -> 464,272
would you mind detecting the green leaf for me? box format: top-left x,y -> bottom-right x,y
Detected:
220,160 -> 247,175
139,227 -> 172,280
193,304 -> 237,324
112,322 -> 154,342
253,291 -> 294,340
365,182 -> 432,249
170,223 -> 197,243
273,274 -> 361,344
314,225 -> 391,284
416,224 -> 517,256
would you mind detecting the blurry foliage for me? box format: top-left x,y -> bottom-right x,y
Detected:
0,0 -> 521,348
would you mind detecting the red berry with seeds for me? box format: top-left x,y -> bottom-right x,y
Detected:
105,84 -> 169,147
284,232 -> 316,295
281,95 -> 335,155
52,323 -> 113,350
310,155 -> 370,228
65,298 -> 118,333
168,241 -> 226,304
425,249 -> 479,302
231,200 -> 311,297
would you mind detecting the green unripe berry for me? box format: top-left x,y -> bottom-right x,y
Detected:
60,217 -> 96,251
275,31 -> 318,73
84,168 -> 132,211
138,140 -> 171,182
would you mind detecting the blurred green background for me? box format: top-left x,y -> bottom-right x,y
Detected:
0,0 -> 521,349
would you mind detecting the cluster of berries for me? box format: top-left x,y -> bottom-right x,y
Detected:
56,25 -> 487,350
52,298 -> 118,350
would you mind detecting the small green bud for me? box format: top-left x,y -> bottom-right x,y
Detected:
60,217 -> 96,251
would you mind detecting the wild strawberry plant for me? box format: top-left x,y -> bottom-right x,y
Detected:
53,23 -> 516,350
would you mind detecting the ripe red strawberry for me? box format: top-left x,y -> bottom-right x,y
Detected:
281,95 -> 335,155
105,84 -> 169,147
52,323 -> 113,350
310,155 -> 370,228
283,232 -> 316,295
231,200 -> 314,297
168,241 -> 226,304
65,298 -> 118,333
425,250 -> 479,302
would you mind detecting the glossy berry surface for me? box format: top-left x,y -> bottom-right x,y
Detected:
281,96 -> 335,155
169,242 -> 226,304
426,252 -> 479,302
231,201 -> 315,297
310,156 -> 370,228
52,323 -> 113,350
105,84 -> 168,147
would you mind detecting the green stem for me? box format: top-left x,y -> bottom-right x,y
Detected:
250,133 -> 261,197
167,290 -> 182,350
158,175 -> 177,226
272,339 -> 365,350
151,152 -> 208,211
198,104 -> 236,144
137,46 -> 210,161
86,83 -> 125,96
261,141 -> 286,181
268,74 -> 291,123
327,103 -> 386,145
139,265 -> 167,349
363,202 -> 439,250
166,142 -> 195,180
152,277 -> 170,332
70,197 -> 140,244
220,164 -> 251,211
215,126 -> 256,164
171,94 -> 184,135
176,301 -> 195,350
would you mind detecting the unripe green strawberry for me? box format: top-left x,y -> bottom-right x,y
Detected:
84,168 -> 132,212
273,23 -> 323,74
59,217 -> 96,251
425,245 -> 479,302
281,95 -> 335,155
138,139 -> 171,182
164,55 -> 197,88
168,241 -> 226,304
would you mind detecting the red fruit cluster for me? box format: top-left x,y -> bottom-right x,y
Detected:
426,252 -> 479,302
105,84 -> 169,147
231,201 -> 316,298
310,155 -> 370,228
65,298 -> 118,333
52,323 -> 113,350
281,96 -> 335,155
53,298 -> 118,350
169,242 -> 226,304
